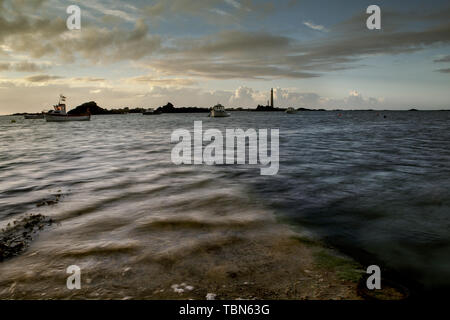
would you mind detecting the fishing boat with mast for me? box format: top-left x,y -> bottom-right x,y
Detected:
45,95 -> 91,122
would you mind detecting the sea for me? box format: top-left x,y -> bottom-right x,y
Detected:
0,111 -> 449,296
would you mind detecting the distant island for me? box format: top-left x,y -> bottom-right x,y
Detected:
13,101 -> 328,116
66,101 -> 329,114
11,101 -> 449,116
66,101 -> 211,115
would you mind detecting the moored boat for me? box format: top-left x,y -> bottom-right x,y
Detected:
209,104 -> 230,117
24,113 -> 45,119
143,108 -> 162,115
45,113 -> 91,122
285,107 -> 298,114
45,95 -> 91,122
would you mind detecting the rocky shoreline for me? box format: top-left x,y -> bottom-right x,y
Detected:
0,201 -> 408,300
0,214 -> 53,262
0,214 -> 366,300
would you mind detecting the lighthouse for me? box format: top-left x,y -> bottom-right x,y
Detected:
270,88 -> 274,108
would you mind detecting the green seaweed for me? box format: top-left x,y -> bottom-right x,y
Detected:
289,234 -> 320,247
313,249 -> 363,282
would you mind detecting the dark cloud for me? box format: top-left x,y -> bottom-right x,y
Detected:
292,22 -> 450,68
0,62 -> 11,71
0,61 -> 50,72
0,0 -> 449,81
190,31 -> 290,56
72,77 -> 106,82
147,31 -> 318,79
436,68 -> 450,73
150,57 -> 319,80
145,19 -> 450,80
0,0 -> 161,63
128,76 -> 197,86
53,19 -> 162,63
434,55 -> 450,63
143,0 -> 272,18
334,7 -> 450,34
25,74 -> 63,82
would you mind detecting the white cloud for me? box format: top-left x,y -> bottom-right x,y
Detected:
229,86 -> 259,106
75,0 -> 138,22
210,8 -> 230,16
344,90 -> 382,108
303,21 -> 328,32
225,0 -> 242,9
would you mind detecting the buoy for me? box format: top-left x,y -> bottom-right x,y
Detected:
11,119 -> 16,123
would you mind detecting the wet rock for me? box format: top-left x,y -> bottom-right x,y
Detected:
0,214 -> 53,261
206,293 -> 217,300
171,284 -> 184,293
36,194 -> 62,207
171,283 -> 194,294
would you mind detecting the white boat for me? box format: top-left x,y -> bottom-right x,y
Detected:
210,104 -> 230,117
285,107 -> 298,114
45,95 -> 90,122
143,108 -> 162,115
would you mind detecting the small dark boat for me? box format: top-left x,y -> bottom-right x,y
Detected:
24,113 -> 45,119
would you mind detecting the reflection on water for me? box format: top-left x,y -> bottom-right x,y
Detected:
0,111 -> 449,296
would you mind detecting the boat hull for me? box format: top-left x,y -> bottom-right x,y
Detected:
210,111 -> 230,117
45,114 -> 91,122
24,114 -> 45,119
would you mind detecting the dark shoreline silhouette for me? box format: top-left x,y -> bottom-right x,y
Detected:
10,101 -> 450,116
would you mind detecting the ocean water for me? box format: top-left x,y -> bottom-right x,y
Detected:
0,111 -> 449,295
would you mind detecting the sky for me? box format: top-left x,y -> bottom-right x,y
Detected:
0,0 -> 449,114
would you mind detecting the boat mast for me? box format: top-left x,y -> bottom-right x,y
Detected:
58,94 -> 67,113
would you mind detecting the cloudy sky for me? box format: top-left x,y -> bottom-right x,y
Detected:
0,0 -> 449,114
